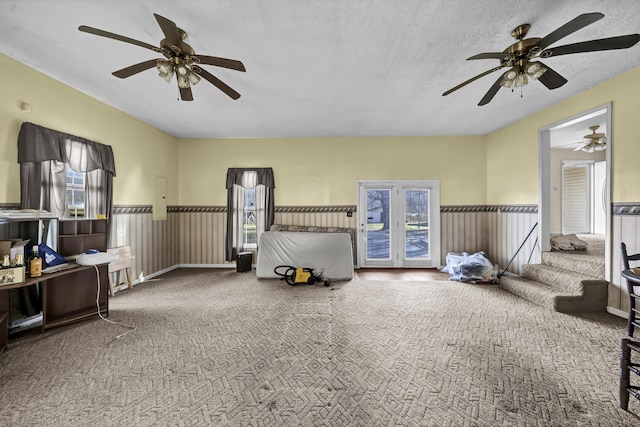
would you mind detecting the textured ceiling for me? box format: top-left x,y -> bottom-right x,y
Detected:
0,0 -> 638,139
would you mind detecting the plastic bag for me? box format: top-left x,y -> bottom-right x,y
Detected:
441,251 -> 497,283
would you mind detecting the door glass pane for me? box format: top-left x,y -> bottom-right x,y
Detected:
366,189 -> 391,260
405,189 -> 429,259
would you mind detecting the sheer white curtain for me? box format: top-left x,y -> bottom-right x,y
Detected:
18,122 -> 116,220
255,184 -> 268,242
230,183 -> 246,257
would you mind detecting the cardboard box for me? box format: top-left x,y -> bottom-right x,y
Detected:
0,240 -> 30,266
0,266 -> 26,286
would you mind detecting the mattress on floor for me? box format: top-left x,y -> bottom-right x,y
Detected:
256,231 -> 354,280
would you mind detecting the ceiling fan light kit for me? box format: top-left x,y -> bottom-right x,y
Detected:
79,13 -> 245,101
442,12 -> 640,106
575,125 -> 607,152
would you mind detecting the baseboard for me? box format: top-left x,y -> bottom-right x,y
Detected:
606,305 -> 628,319
131,265 -> 178,286
178,264 -> 237,269
128,264 -> 237,287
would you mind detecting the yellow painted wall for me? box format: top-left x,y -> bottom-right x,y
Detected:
4,45 -> 638,210
0,53 -> 179,206
487,66 -> 640,205
178,136 -> 487,206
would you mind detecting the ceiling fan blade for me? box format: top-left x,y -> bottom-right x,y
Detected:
535,12 -> 604,51
478,73 -> 505,106
194,67 -> 241,99
179,86 -> 194,101
154,13 -> 183,53
112,59 -> 159,78
78,25 -> 160,52
540,34 -> 640,58
535,62 -> 567,90
442,66 -> 505,96
467,52 -> 515,61
193,55 -> 246,72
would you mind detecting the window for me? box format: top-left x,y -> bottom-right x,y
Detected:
225,168 -> 275,262
243,187 -> 257,247
66,165 -> 86,218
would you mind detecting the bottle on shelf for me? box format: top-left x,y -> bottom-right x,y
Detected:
1,254 -> 10,269
15,254 -> 24,267
28,245 -> 42,278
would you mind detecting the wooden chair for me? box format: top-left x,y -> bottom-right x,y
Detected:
620,337 -> 640,411
621,242 -> 640,337
107,246 -> 133,296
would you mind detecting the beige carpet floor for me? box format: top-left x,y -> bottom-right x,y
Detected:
0,268 -> 639,426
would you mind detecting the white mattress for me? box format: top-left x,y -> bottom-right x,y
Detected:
256,231 -> 354,280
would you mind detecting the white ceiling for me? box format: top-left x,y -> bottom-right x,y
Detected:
0,0 -> 638,139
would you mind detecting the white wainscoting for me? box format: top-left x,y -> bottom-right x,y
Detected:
611,204 -> 640,315
440,207 -> 538,274
109,205 -> 542,283
110,207 -> 179,281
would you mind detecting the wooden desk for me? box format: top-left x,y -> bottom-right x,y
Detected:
0,263 -> 108,334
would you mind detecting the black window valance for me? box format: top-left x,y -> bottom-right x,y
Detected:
18,122 -> 116,176
225,167 -> 274,189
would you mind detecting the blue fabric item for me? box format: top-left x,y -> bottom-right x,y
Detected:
38,243 -> 67,267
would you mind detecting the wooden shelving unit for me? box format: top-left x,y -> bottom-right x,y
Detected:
57,219 -> 108,256
0,217 -> 109,344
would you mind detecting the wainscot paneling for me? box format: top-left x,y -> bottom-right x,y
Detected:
108,204 -> 542,279
176,207 -> 226,265
110,206 -> 179,281
440,206 -> 538,274
611,203 -> 640,317
440,208 -> 488,266
488,207 -> 540,275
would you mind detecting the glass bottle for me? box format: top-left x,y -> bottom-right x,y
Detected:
15,254 -> 24,267
28,245 -> 42,278
1,255 -> 9,269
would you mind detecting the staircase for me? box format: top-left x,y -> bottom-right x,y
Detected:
499,235 -> 608,312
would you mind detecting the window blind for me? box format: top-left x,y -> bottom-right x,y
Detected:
562,164 -> 590,234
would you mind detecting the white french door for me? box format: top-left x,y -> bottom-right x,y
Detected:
357,180 -> 440,268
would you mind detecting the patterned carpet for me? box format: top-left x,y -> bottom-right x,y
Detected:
1,268 -> 639,426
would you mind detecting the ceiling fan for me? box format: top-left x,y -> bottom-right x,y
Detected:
78,13 -> 245,101
575,125 -> 606,152
442,12 -> 640,106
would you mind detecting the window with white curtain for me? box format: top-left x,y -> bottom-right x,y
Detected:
225,168 -> 275,262
18,122 -> 116,221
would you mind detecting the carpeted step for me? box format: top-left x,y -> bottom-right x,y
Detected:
522,263 -> 596,293
499,275 -> 570,310
541,250 -> 605,279
499,275 -> 608,312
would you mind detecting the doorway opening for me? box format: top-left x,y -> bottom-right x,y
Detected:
357,180 -> 440,268
539,103 -> 611,278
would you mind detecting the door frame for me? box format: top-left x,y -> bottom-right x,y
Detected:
357,180 -> 440,268
538,102 -> 612,279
